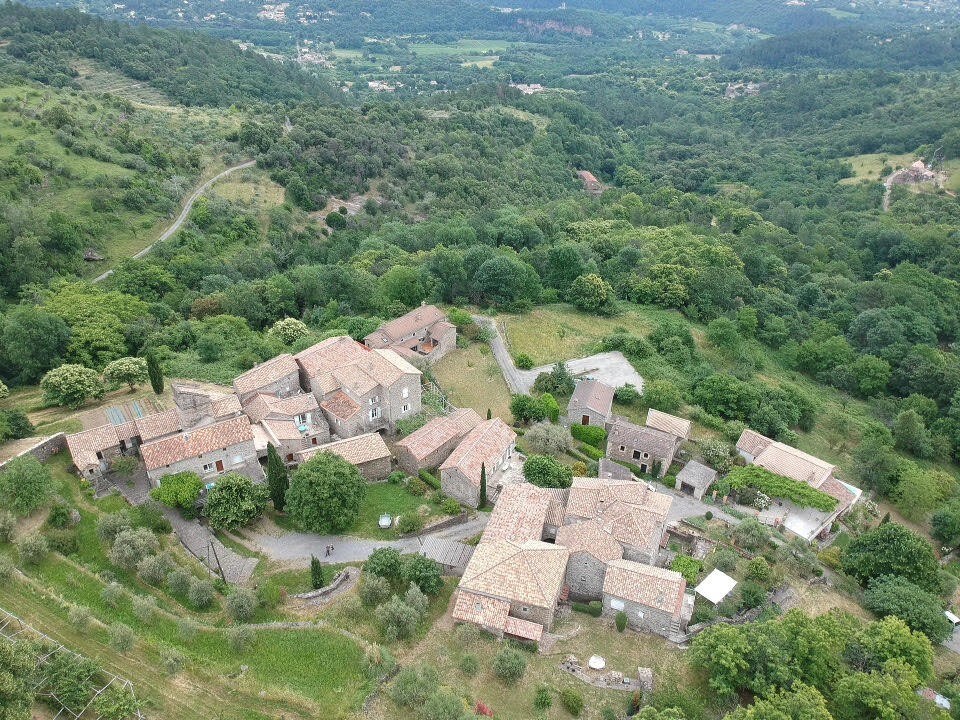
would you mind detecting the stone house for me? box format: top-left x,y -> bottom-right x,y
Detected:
394,408 -> 482,474
363,304 -> 457,365
675,460 -> 717,500
607,417 -> 681,477
134,408 -> 183,444
295,432 -> 392,481
66,425 -> 122,480
556,519 -> 623,601
601,560 -> 692,638
577,170 -> 603,196
245,392 -> 330,462
563,477 -> 671,564
645,408 -> 691,443
232,353 -> 301,404
439,418 -> 518,508
566,378 -> 615,427
735,428 -> 862,540
140,416 -> 262,486
295,336 -> 422,436
172,383 -> 243,428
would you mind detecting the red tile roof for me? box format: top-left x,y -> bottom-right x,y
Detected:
140,416 -> 254,471
232,354 -> 299,396
439,418 -> 516,488
395,408 -> 482,461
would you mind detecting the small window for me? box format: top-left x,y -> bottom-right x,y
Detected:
579,576 -> 587,582
402,387 -> 409,399
619,445 -> 625,452
402,404 -> 409,413
294,413 -> 308,426
370,407 -> 382,421
521,606 -> 529,613
286,454 -> 294,462
202,462 -> 216,473
637,610 -> 645,619
642,452 -> 649,460
369,396 -> 380,405
311,437 -> 318,445
474,602 -> 482,614
632,450 -> 641,460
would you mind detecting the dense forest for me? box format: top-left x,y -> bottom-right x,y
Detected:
2,0 -> 960,717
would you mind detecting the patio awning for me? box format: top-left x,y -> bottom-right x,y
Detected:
504,616 -> 544,642
695,569 -> 737,605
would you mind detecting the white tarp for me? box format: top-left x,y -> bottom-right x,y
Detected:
695,569 -> 738,605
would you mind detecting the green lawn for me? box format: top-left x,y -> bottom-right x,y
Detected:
348,482 -> 446,539
433,342 -> 512,420
409,38 -> 516,56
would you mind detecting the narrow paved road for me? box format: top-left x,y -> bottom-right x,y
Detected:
93,159 -> 255,283
473,315 -> 526,392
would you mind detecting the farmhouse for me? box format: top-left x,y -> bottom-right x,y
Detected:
295,432 -> 392,480
394,408 -> 482,474
645,408 -> 691,442
245,392 -> 330,461
140,415 -> 262,486
363,304 -> 456,364
566,378 -> 615,427
607,417 -> 681,477
577,170 -> 603,195
602,560 -> 692,638
439,418 -> 518,508
556,519 -> 623,600
735,428 -> 862,540
66,425 -> 122,480
232,353 -> 301,403
295,336 -> 422,436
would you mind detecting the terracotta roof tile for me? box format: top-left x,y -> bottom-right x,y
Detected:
211,393 -> 242,418
570,379 -> 615,416
232,354 -> 299,397
365,305 -> 447,346
140,416 -> 254,471
134,409 -> 183,442
452,590 -> 509,630
395,408 -> 482,461
295,337 -> 420,394
297,432 -> 390,466
736,428 -> 773,458
603,559 -> 686,615
645,408 -> 692,440
66,425 -> 120,470
565,477 -> 671,520
439,418 -> 517,488
320,391 -> 361,420
556,519 -> 624,563
114,420 -> 140,443
262,418 -> 303,442
543,488 -> 570,527
504,616 -> 544,641
460,539 -> 568,609
484,483 -> 550,542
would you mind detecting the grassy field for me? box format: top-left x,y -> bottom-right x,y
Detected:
409,38 -> 516,56
347,482 -> 448,539
74,59 -> 175,107
433,342 -> 512,420
839,151 -> 915,184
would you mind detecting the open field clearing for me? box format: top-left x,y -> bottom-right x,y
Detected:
433,343 -> 512,420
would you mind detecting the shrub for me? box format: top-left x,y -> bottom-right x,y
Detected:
746,557 -> 772,585
68,604 -> 91,630
390,664 -> 439,707
578,443 -> 605,461
226,588 -> 258,622
671,555 -> 702,584
0,455 -> 54,516
160,646 -> 186,676
47,499 -> 73,528
421,690 -> 467,720
455,623 -> 486,645
524,421 -> 573,456
515,353 -> 535,370
398,513 -> 424,534
534,685 -> 553,711
166,568 -> 192,597
559,687 -> 584,717
132,595 -> 157,623
109,622 -> 135,652
366,547 -> 403,581
418,470 -> 441,490
614,384 -> 642,405
0,510 -> 15,543
540,392 -> 560,422
359,573 -> 392,607
0,556 -> 11,582
407,477 -> 429,496
97,512 -> 132,543
228,626 -> 255,653
570,423 -> 607,449
739,580 -> 767,610
458,653 -> 479,676
137,552 -> 173,586
150,471 -> 203,510
705,510 -> 713,520
615,611 -> 628,632
572,601 -> 603,617
204,473 -> 268,531
101,582 -> 125,608
523,454 -> 574,489
388,470 -> 407,484
492,646 -> 527,683
16,532 -> 48,565
709,548 -> 739,573
726,465 -> 837,512
109,527 -> 159,569
511,393 -> 547,425
46,528 -> 78,555
441,498 -> 461,515
402,554 -> 444,595
362,645 -> 397,679
377,595 -> 424,641
188,578 -> 215,609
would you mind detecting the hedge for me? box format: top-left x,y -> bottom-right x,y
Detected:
570,424 -> 607,449
572,601 -> 602,617
418,470 -> 440,491
578,443 -> 605,461
724,465 -> 837,511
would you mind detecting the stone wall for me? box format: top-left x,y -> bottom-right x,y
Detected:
602,594 -> 676,638
0,433 -> 67,471
564,553 -> 606,601
402,511 -> 469,538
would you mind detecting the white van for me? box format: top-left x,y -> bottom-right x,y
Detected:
944,610 -> 960,627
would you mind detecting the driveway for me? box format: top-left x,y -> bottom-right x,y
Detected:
245,513 -> 490,564
474,316 -> 643,394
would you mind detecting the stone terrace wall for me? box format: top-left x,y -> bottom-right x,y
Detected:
0,433 -> 67,471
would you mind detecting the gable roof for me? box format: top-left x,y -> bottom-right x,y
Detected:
140,416 -> 254,471
439,418 -> 517,487
676,460 -> 718,490
211,393 -> 243,418
134,408 -> 183,443
460,539 -> 568,609
483,483 -> 550,543
556,518 -> 624,563
395,408 -> 483,462
244,392 -> 319,423
297,432 -> 390,466
295,336 -> 420,394
565,477 -> 671,520
645,408 -> 691,441
66,425 -> 120,470
452,590 -> 510,630
364,304 -> 447,345
609,417 -> 678,458
232,353 -> 299,397
603,559 -> 686,615
736,428 -> 773,458
320,391 -> 361,421
570,379 -> 615,416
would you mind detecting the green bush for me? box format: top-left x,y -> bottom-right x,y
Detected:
739,580 -> 767,610
523,454 -> 573,489
398,513 -> 424,534
226,588 -> 258,622
559,687 -> 584,717
534,685 -> 553,711
570,424 -> 607,449
109,622 -> 135,652
45,528 -> 78,555
150,471 -> 203,510
16,533 -> 48,565
387,470 -> 407,484
0,511 -> 15,543
407,478 -> 429,496
578,443 -> 605,461
441,498 -> 461,515
671,555 -> 703,584
492,646 -> 527,683
188,578 -> 215,609
515,353 -> 535,370
615,611 -> 628,632
726,465 -> 837,511
572,601 -> 602,617
458,653 -> 479,676
418,470 -> 440,490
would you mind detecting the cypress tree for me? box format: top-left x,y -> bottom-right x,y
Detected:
266,443 -> 289,512
145,349 -> 164,395
310,555 -> 325,589
479,462 -> 487,509
486,408 -> 492,420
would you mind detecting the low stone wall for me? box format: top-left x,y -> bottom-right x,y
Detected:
291,567 -> 354,600
403,511 -> 469,538
0,433 -> 67,471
